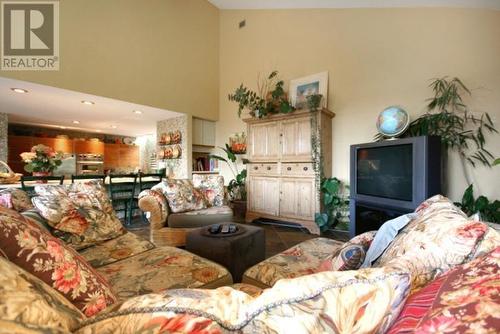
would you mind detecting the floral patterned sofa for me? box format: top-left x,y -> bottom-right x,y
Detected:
0,189 -> 499,333
0,183 -> 233,305
138,175 -> 233,247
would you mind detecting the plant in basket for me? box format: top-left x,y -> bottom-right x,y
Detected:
20,144 -> 63,175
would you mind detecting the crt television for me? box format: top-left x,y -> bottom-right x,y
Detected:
349,136 -> 441,236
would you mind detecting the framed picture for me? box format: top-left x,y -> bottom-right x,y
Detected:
289,71 -> 328,109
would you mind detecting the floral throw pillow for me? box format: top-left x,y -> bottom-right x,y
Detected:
413,247 -> 500,333
152,179 -> 206,213
0,188 -> 34,212
0,207 -> 117,316
0,257 -> 84,332
318,231 -> 376,272
192,174 -> 225,207
32,182 -> 124,249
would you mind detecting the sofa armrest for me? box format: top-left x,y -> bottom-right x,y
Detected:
138,189 -> 169,229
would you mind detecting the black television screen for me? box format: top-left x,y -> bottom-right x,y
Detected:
356,144 -> 413,201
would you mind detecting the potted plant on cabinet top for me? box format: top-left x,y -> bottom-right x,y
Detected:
210,144 -> 248,219
228,71 -> 295,119
20,144 -> 63,177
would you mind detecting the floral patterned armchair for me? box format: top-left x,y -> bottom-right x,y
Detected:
138,175 -> 233,247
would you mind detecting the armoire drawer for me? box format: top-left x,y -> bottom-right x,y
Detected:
249,163 -> 278,175
281,162 -> 315,176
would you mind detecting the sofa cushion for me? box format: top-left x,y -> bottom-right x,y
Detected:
21,208 -> 53,232
0,320 -> 71,334
387,273 -> 448,334
0,206 -> 117,316
413,247 -> 500,333
0,188 -> 34,212
78,231 -> 155,267
168,205 -> 233,228
0,257 -> 84,333
243,237 -> 345,288
75,267 -> 410,334
471,225 -> 500,259
318,231 -> 376,272
32,181 -> 124,250
97,246 -> 232,301
192,174 -> 225,207
152,179 -> 206,213
374,195 -> 488,292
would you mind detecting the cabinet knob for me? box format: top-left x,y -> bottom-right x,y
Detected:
287,167 -> 292,171
267,166 -> 271,170
303,167 -> 308,171
254,166 -> 258,170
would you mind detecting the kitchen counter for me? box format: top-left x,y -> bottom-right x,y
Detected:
0,176 -> 147,189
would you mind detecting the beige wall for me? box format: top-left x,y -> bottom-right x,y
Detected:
217,8 -> 500,201
1,0 -> 219,120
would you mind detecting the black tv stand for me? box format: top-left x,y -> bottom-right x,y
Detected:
349,200 -> 412,237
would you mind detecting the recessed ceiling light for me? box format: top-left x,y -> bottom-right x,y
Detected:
110,125 -> 117,129
72,120 -> 80,124
11,88 -> 28,94
81,100 -> 95,105
133,110 -> 143,114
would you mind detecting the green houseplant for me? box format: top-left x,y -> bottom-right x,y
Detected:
20,144 -> 63,175
455,185 -> 499,223
228,71 -> 295,118
210,144 -> 248,218
315,177 -> 350,231
376,77 -> 497,167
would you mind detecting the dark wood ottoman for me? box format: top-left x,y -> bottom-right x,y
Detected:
186,223 -> 265,283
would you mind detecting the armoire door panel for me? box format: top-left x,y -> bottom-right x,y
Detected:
296,118 -> 312,157
248,176 -> 279,216
280,117 -> 312,160
279,179 -> 297,217
280,120 -> 296,158
295,179 -> 316,219
249,122 -> 279,160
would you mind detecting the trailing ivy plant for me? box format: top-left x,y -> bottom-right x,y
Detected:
376,77 -> 498,167
314,177 -> 350,232
228,71 -> 295,118
454,184 -> 499,223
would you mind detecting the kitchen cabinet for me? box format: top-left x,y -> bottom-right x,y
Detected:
192,118 -> 215,147
104,143 -> 139,171
74,140 -> 104,155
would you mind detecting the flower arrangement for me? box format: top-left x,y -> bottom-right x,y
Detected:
20,144 -> 63,174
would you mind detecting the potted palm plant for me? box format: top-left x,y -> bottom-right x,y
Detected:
210,144 -> 248,219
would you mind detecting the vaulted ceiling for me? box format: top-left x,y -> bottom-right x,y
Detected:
207,0 -> 500,10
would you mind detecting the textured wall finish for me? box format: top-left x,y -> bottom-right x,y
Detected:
0,114 -> 7,163
157,115 -> 191,179
137,134 -> 156,173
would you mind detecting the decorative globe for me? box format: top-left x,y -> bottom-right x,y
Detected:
376,106 -> 410,137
